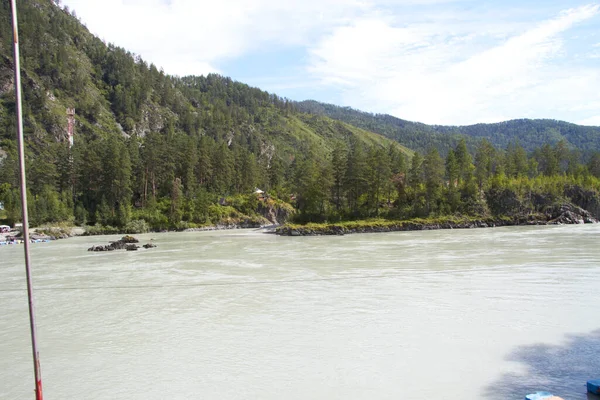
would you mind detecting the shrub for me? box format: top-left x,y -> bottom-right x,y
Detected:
83,224 -> 120,236
124,219 -> 150,234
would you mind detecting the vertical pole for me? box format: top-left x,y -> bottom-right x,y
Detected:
10,1 -> 44,399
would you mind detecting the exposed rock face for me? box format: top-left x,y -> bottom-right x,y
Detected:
132,103 -> 175,137
485,186 -> 600,224
547,204 -> 596,224
564,185 -> 600,219
257,202 -> 293,224
0,73 -> 14,96
0,56 -> 15,96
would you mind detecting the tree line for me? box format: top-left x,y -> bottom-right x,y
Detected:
292,138 -> 600,223
1,131 -> 600,230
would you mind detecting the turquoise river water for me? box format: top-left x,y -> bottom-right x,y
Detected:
1,225 -> 600,399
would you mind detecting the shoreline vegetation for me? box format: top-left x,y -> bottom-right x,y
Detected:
22,214 -> 599,242
276,212 -> 597,237
23,200 -> 598,241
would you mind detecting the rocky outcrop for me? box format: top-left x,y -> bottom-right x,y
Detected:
88,245 -> 109,252
34,227 -> 76,239
257,201 -> 294,225
547,204 -> 596,224
88,235 -> 146,251
485,185 -> 600,223
0,55 -> 15,96
132,102 -> 176,137
120,235 -> 139,243
564,185 -> 600,220
30,234 -> 52,241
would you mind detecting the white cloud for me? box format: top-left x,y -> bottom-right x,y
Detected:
61,0 -> 600,125
62,0 -> 368,76
578,115 -> 600,126
309,4 -> 600,125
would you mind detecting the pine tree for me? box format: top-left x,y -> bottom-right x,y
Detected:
454,138 -> 474,184
344,139 -> 368,215
330,143 -> 347,211
474,139 -> 495,189
211,141 -> 235,195
588,152 -> 600,178
423,147 -> 444,214
505,141 -> 528,178
169,177 -> 183,225
197,135 -> 214,187
408,152 -> 423,188
536,143 -> 559,176
366,147 -> 391,216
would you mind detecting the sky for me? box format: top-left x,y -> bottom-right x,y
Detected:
60,0 -> 600,126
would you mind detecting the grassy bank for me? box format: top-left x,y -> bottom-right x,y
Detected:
275,212 -> 588,236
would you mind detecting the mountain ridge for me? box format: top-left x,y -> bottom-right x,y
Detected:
296,100 -> 600,156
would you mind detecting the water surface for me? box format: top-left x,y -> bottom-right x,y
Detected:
1,225 -> 599,399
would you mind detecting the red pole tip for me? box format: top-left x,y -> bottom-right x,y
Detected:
36,379 -> 43,400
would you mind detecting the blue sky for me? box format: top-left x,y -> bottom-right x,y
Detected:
62,0 -> 600,126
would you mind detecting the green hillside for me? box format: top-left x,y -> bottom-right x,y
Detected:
0,0 -> 410,230
296,100 -> 600,156
0,1 -> 408,158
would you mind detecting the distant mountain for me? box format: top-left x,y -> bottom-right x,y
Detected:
296,100 -> 600,156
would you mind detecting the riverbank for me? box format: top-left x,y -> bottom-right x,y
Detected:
276,205 -> 598,236
13,201 -> 597,239
0,222 -> 275,244
82,221 -> 276,236
0,226 -> 85,244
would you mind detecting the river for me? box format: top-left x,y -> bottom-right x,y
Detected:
1,225 -> 599,399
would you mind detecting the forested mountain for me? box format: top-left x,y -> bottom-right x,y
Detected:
0,0 -> 599,233
296,100 -> 475,155
0,0 -> 409,229
296,100 -> 600,156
